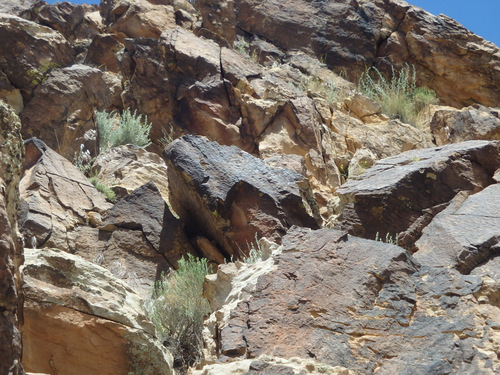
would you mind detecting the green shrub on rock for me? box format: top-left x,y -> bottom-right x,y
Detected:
96,108 -> 152,152
359,65 -> 438,125
146,254 -> 211,371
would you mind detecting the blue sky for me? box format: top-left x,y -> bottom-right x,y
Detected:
408,1 -> 499,47
46,0 -> 499,47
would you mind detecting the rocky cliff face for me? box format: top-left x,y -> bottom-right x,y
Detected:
0,0 -> 499,374
0,100 -> 24,375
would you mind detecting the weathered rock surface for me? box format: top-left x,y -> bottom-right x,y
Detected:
235,0 -> 500,107
22,247 -> 173,375
120,36 -> 175,155
20,64 -> 111,160
0,0 -> 38,16
193,356 -> 354,375
34,1 -> 101,46
161,27 -> 251,151
208,226 -> 499,374
426,105 -> 500,146
18,138 -> 112,250
414,184 -> 500,274
0,14 -> 74,102
92,144 -> 171,201
336,141 -> 500,243
68,182 -> 172,298
196,0 -> 235,46
164,135 -> 320,260
105,0 -> 176,40
0,101 -> 25,375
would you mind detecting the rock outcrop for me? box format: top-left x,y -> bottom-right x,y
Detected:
164,135 -> 320,259
425,105 -> 500,145
235,0 -> 500,107
0,0 -> 499,373
335,140 -> 500,245
20,64 -> 111,160
22,247 -> 173,375
204,226 -> 499,374
92,144 -> 171,201
0,101 -> 25,375
18,138 -> 111,250
0,13 -> 73,105
414,183 -> 500,274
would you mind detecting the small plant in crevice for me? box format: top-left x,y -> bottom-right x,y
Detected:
73,144 -> 93,176
27,62 -> 61,85
146,254 -> 212,372
89,176 -> 116,203
96,108 -> 152,153
243,233 -> 263,264
358,64 -> 438,126
157,124 -> 176,150
375,232 -> 399,245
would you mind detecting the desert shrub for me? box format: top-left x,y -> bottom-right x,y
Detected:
243,234 -> 263,264
96,108 -> 152,152
146,254 -> 211,371
89,176 -> 116,203
358,65 -> 438,125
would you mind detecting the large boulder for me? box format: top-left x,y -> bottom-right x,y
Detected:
160,27 -> 252,151
34,1 -> 102,46
205,226 -> 499,374
414,183 -> 500,274
425,105 -> 500,145
18,138 -> 112,250
22,247 -> 173,375
235,0 -> 500,107
164,135 -> 320,260
69,182 -> 174,298
0,14 -> 74,103
103,0 -> 176,40
20,64 -> 111,160
0,101 -> 25,375
92,144 -> 171,201
335,140 -> 500,243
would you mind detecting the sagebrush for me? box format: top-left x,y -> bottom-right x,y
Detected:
146,254 -> 211,371
358,65 -> 438,125
96,108 -> 152,152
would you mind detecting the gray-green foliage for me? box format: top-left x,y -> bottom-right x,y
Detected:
96,108 -> 152,152
359,65 -> 438,125
146,254 -> 211,370
375,232 -> 399,245
244,234 -> 263,264
89,176 -> 116,203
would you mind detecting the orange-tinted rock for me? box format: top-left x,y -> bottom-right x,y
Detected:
18,138 -> 112,250
196,0 -> 235,45
426,105 -> 500,145
0,14 -> 74,102
20,65 -> 111,160
104,0 -> 176,41
22,247 -> 173,375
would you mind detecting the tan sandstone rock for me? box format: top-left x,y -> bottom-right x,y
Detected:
22,247 -> 173,375
18,138 -> 112,250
